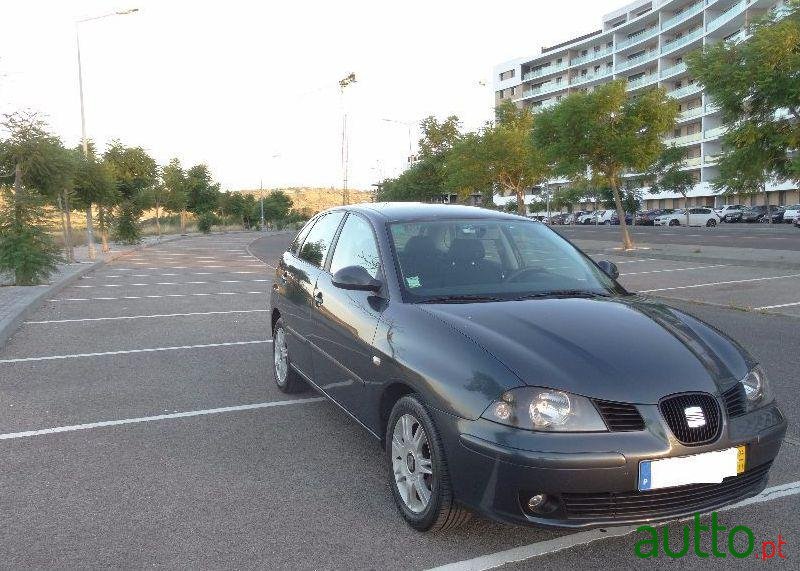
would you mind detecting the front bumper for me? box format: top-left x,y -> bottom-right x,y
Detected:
433,403 -> 786,529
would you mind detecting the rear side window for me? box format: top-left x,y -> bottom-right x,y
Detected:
298,211 -> 345,268
291,218 -> 318,256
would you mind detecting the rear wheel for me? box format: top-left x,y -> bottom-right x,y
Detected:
387,395 -> 470,532
706,219 -> 717,227
272,318 -> 306,393
669,219 -> 680,226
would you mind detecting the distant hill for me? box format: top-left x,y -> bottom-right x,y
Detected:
235,187 -> 374,215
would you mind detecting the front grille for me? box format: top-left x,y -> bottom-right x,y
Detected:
722,384 -> 747,418
594,400 -> 645,431
562,462 -> 771,521
659,393 -> 721,445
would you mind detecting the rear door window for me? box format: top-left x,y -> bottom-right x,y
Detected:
298,211 -> 346,269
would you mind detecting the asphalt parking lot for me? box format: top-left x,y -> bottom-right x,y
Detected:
1,231 -> 798,569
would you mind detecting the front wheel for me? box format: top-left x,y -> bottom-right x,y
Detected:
706,219 -> 717,227
669,219 -> 680,226
387,395 -> 471,532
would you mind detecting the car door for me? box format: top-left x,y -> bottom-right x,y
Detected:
279,211 -> 346,379
309,212 -> 386,419
688,208 -> 704,226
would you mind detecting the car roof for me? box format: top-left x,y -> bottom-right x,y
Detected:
327,202 -> 529,223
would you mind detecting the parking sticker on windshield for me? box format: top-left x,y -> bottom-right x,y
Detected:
406,276 -> 422,288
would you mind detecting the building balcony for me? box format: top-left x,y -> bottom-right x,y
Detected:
522,63 -> 567,82
661,27 -> 704,54
706,0 -> 749,33
616,50 -> 658,71
521,82 -> 566,99
626,73 -> 659,90
533,98 -> 560,112
678,106 -> 704,121
570,46 -> 614,66
704,125 -> 728,139
684,156 -> 702,167
617,26 -> 660,50
661,2 -> 705,31
667,83 -> 702,99
569,68 -> 612,86
660,61 -> 688,79
705,102 -> 721,114
665,132 -> 703,146
705,153 -> 722,164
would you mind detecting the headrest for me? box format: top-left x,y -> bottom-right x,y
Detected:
404,235 -> 436,258
449,238 -> 485,263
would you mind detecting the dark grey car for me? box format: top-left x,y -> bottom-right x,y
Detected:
269,203 -> 786,531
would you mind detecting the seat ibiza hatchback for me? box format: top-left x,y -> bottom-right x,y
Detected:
269,203 -> 785,531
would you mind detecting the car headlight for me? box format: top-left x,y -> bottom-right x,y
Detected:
740,366 -> 773,410
481,387 -> 607,432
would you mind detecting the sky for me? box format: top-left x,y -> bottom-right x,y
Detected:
0,0 -> 624,191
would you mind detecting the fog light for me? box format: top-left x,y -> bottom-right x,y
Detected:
527,494 -> 546,511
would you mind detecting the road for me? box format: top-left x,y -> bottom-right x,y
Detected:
555,222 -> 800,251
0,232 -> 797,569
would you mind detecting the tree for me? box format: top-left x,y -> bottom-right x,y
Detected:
448,102 -> 550,217
0,112 -> 64,284
103,142 -> 157,244
686,2 -> 799,219
161,158 -> 189,234
185,163 -> 220,215
534,80 -> 679,249
262,190 -> 293,224
648,146 -> 696,226
72,145 -> 117,249
417,115 -> 462,160
377,159 -> 446,202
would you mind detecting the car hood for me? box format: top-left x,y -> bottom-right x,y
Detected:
419,296 -> 752,403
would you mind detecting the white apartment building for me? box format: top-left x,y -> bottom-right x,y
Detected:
493,0 -> 798,211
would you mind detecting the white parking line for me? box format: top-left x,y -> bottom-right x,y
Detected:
640,273 -> 800,293
49,291 -> 268,302
0,397 -> 325,441
0,340 -> 271,364
621,264 -> 726,276
754,301 -> 800,310
426,480 -> 800,571
25,309 -> 269,324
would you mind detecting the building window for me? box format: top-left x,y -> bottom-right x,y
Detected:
556,58 -> 562,64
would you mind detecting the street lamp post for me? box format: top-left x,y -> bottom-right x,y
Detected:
382,118 -> 420,169
76,8 -> 138,260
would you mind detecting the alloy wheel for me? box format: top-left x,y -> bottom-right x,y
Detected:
274,326 -> 289,385
391,413 -> 434,514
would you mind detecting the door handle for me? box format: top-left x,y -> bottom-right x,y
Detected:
281,271 -> 289,282
314,291 -> 324,307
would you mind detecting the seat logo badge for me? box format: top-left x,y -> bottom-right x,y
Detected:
372,356 -> 381,367
684,406 -> 706,428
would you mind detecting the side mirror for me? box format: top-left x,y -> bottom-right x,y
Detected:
332,265 -> 382,292
597,260 -> 619,280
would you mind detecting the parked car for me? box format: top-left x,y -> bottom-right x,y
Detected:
549,213 -> 568,225
795,215 -> 800,228
741,205 -> 769,223
766,207 -> 786,224
578,211 -> 597,225
596,210 -> 615,225
723,209 -> 744,223
636,209 -> 676,226
565,211 -> 586,225
782,204 -> 800,223
655,207 -> 719,227
714,205 -> 745,218
271,203 -> 785,531
610,212 -> 633,225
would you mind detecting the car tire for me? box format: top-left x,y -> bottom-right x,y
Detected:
272,318 -> 306,394
386,394 -> 471,532
604,220 -> 611,225
669,219 -> 680,226
706,219 -> 717,227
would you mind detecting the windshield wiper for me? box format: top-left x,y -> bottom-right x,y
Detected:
419,294 -> 506,304
511,289 -> 611,301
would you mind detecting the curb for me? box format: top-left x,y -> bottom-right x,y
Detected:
581,247 -> 800,271
0,234 -> 188,349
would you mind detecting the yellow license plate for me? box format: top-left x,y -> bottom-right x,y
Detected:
737,445 -> 746,474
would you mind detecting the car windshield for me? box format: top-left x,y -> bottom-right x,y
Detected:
389,218 -> 622,302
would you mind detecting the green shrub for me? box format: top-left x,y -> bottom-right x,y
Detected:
0,187 -> 63,285
197,212 -> 217,234
112,202 -> 142,244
